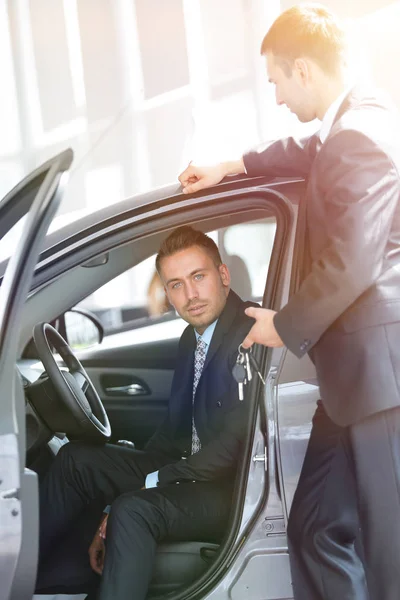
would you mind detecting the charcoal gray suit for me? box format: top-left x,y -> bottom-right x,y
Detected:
244,86 -> 400,600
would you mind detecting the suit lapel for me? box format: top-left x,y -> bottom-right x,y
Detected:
299,86 -> 372,286
169,326 -> 195,429
183,327 -> 196,384
299,88 -> 364,282
296,134 -> 321,285
201,290 -> 241,372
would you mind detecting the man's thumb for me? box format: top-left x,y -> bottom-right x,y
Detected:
182,179 -> 204,194
245,306 -> 257,319
241,334 -> 253,349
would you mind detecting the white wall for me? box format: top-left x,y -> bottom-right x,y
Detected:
0,0 -> 281,218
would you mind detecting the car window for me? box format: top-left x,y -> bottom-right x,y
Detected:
75,217 -> 276,338
222,221 -> 276,298
0,215 -> 26,262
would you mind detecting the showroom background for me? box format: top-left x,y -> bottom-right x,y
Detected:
1,0 -> 398,209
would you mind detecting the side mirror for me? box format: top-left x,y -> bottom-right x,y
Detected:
64,308 -> 104,350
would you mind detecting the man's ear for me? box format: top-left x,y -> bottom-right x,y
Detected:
219,263 -> 231,287
293,57 -> 311,86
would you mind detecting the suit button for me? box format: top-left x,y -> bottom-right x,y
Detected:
304,338 -> 311,347
300,343 -> 306,352
217,401 -> 222,407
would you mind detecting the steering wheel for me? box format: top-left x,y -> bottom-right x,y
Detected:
33,322 -> 111,441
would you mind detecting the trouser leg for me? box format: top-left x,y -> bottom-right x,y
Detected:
39,441 -> 171,561
35,501 -> 103,594
98,480 -> 232,600
351,407 -> 400,600
287,401 -> 368,600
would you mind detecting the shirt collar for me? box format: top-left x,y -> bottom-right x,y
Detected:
195,319 -> 218,348
319,85 -> 353,143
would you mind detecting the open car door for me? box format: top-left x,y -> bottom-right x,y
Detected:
0,149 -> 73,600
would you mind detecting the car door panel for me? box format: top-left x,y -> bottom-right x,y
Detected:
84,366 -> 174,446
275,331 -> 319,521
78,337 -> 180,446
79,337 -> 180,370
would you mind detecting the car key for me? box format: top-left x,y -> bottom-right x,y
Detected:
249,350 -> 265,385
232,362 -> 246,400
244,348 -> 252,381
238,344 -> 254,383
232,348 -> 247,401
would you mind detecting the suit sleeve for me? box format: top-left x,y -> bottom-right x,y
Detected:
157,318 -> 253,487
243,133 -> 319,179
274,129 -> 400,357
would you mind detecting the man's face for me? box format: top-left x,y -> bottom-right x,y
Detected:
159,245 -> 230,334
266,52 -> 318,123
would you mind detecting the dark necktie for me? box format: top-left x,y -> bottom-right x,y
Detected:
191,336 -> 206,454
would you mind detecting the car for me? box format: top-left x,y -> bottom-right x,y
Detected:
0,149 -> 319,600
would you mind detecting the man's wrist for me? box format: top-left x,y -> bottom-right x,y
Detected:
223,159 -> 246,176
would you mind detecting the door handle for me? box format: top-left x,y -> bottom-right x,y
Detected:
105,383 -> 148,396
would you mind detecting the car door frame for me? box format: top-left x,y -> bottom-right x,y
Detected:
0,149 -> 73,600
273,187 -> 320,524
12,177 -> 303,600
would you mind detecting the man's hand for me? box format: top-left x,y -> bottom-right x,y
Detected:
89,514 -> 108,575
178,163 -> 227,194
242,307 -> 284,349
178,159 -> 245,194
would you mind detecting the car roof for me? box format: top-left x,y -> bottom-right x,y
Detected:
0,173 -> 304,281
43,174 -> 302,251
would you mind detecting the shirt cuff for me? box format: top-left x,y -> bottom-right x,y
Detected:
145,470 -> 159,488
103,505 -> 111,514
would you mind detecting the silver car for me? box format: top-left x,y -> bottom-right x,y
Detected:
1,150 -> 318,600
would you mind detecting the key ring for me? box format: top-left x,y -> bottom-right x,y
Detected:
237,344 -> 246,359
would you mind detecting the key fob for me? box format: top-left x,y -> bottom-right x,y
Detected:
232,362 -> 246,383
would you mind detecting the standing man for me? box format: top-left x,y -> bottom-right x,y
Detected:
179,4 -> 400,600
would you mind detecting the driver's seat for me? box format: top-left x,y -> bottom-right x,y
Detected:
149,541 -> 219,596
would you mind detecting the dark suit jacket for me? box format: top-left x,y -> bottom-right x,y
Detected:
144,290 -> 256,486
244,86 -> 400,426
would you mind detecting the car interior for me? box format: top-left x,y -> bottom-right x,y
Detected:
9,178 -> 296,599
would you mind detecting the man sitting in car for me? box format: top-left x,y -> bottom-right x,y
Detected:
36,225 -> 256,600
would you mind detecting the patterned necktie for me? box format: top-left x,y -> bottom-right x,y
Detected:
191,336 -> 207,454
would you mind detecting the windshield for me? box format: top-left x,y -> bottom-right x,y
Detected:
0,170 -> 50,261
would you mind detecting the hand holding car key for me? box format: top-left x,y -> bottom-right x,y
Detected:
232,344 -> 265,400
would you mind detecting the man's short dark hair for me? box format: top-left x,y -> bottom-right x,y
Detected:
155,226 -> 222,275
260,3 -> 348,76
